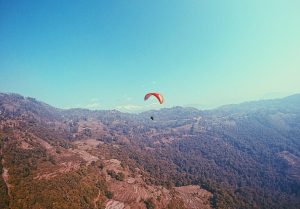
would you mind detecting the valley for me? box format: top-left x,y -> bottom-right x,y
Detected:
1,93 -> 300,208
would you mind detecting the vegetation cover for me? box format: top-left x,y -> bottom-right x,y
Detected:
1,93 -> 300,208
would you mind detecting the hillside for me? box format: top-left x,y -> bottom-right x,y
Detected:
1,92 -> 300,209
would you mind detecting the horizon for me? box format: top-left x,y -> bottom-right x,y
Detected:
1,1 -> 300,112
1,91 -> 299,113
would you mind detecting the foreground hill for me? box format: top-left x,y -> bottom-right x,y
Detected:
1,93 -> 300,209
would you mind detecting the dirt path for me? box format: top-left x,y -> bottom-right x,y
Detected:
1,158 -> 12,203
93,189 -> 101,208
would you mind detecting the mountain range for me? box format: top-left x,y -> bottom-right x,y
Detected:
1,93 -> 300,209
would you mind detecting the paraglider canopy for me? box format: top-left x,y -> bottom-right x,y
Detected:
144,92 -> 164,104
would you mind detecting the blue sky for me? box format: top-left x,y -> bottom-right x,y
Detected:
1,0 -> 300,112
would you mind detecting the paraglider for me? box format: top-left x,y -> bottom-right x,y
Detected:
144,92 -> 164,120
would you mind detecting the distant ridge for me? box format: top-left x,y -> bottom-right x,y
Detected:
1,92 -> 300,113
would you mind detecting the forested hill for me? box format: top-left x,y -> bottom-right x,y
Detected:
1,92 -> 300,209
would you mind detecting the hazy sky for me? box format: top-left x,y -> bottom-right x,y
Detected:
1,0 -> 300,112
